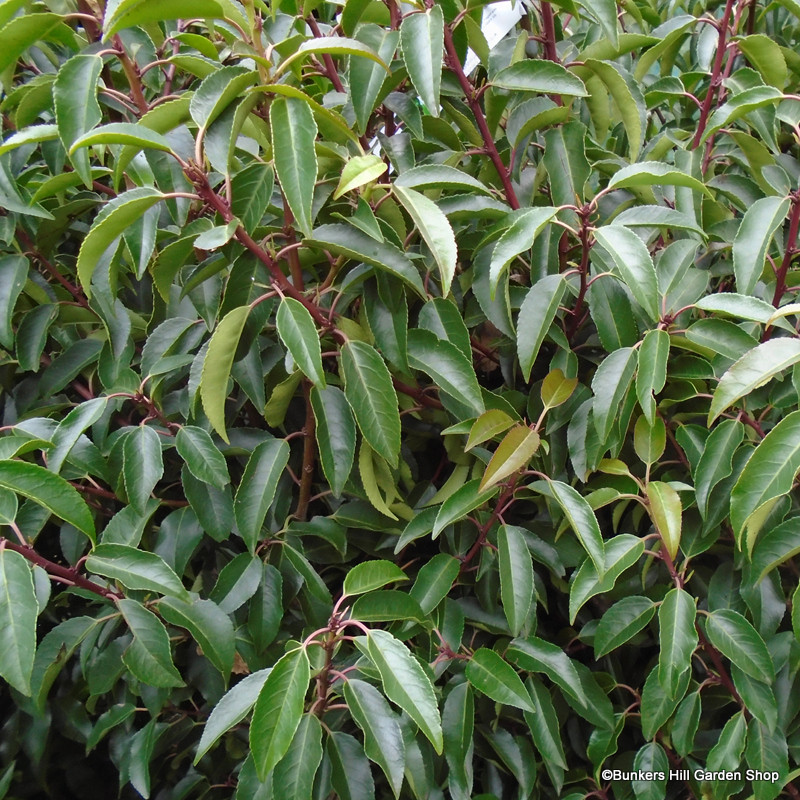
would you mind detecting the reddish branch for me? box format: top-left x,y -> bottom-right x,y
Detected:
2,539 -> 122,600
295,383 -> 316,521
442,26 -> 520,209
773,190 -> 800,306
691,0 -> 736,151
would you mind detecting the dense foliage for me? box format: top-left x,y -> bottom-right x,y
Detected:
3,0 -> 800,797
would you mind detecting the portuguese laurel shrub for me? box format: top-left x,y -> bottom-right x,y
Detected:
2,0 -> 800,798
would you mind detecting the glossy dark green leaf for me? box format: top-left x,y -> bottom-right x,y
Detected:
159,596 -> 234,677
122,425 -> 164,514
733,196 -> 790,296
594,596 -> 656,658
195,668 -> 271,762
400,6 -> 444,115
517,275 -> 566,382
87,544 -> 189,600
234,439 -> 291,553
271,97 -> 317,238
344,679 -> 405,797
273,714 -> 323,800
492,61 -> 587,96
432,480 -> 498,538
175,425 -> 229,489
343,560 -> 408,597
328,732 -> 375,800
636,329 -> 669,424
705,608 -> 774,681
0,255 -> 27,350
362,629 -> 443,753
0,461 -> 95,542
341,341 -> 401,467
250,648 -> 310,780
0,549 -> 37,695
497,524 -> 534,636
103,0 -> 225,38
657,588 -> 697,695
592,346 -> 637,443
694,419 -> 744,519
465,648 -> 534,712
118,599 -> 184,688
311,385 -> 356,498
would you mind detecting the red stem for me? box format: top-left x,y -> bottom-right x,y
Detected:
442,26 -> 520,209
773,191 -> 800,307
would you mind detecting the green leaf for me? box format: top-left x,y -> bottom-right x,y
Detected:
701,85 -> 784,144
0,255 -> 27,350
545,480 -> 605,577
751,517 -> 800,582
594,226 -> 660,321
408,329 -> 484,417
432,479 -> 498,538
466,410 -> 516,450
409,554 -> 460,615
585,0 -> 619,47
706,711 -> 747,771
594,596 -> 656,658
466,648 -> 534,712
489,208 -> 557,297
613,205 -> 707,237
635,329 -> 670,425
311,386 -> 355,498
694,419 -> 744,519
122,425 -> 164,514
53,54 -> 103,187
195,668 -> 271,762
541,368 -> 578,411
159,596 -> 234,677
709,338 -> 800,424
657,588 -> 697,695
705,609 -> 774,682
608,161 -> 710,196
737,33 -> 788,89
103,0 -> 225,38
86,544 -> 189,600
77,187 -> 165,295
362,629 -> 443,753
231,163 -> 274,232
442,682 -> 474,795
250,648 -> 310,781
69,123 -> 175,156
400,6 -> 444,115
582,60 -> 645,160
200,305 -> 250,443
0,461 -> 95,542
671,691 -> 702,757
0,549 -> 37,695
351,591 -> 427,624
277,36 -> 390,78
328,732 -> 375,800
343,560 -> 408,597
341,341 -> 401,467
276,298 -> 325,387
393,186 -> 457,297
118,599 -> 184,688
271,97 -> 318,238
334,155 -> 388,199
394,165 -> 492,195
498,524 -> 534,636
480,425 -> 540,493
344,679 -> 405,797
492,61 -> 588,96
646,481 -> 682,560
273,714 -> 324,800
634,415 -> 666,466
306,224 -> 425,296
745,718 -> 789,800
733,196 -> 790,297
234,439 -> 291,554
592,346 -> 637,446
0,13 -> 75,73
349,25 -> 400,134
175,426 -> 229,489
695,293 -> 794,329
517,274 -> 566,382
48,397 -> 108,476
569,534 -> 644,623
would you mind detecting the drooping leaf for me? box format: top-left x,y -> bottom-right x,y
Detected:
276,298 -> 325,387
271,97 -> 318,238
234,439 -> 291,554
657,588 -> 697,695
250,648 -> 310,780
479,425 -> 540,492
517,274 -> 566,382
362,629 -> 443,753
705,609 -> 774,682
86,544 -> 189,600
492,61 -> 588,96
311,386 -> 356,498
118,599 -> 184,688
400,6 -> 444,115
272,714 -> 324,800
646,481 -> 682,560
122,425 -> 164,514
733,196 -> 790,296
498,524 -> 534,636
175,426 -> 229,489
466,648 -> 534,712
0,549 -> 37,695
635,329 -> 669,424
